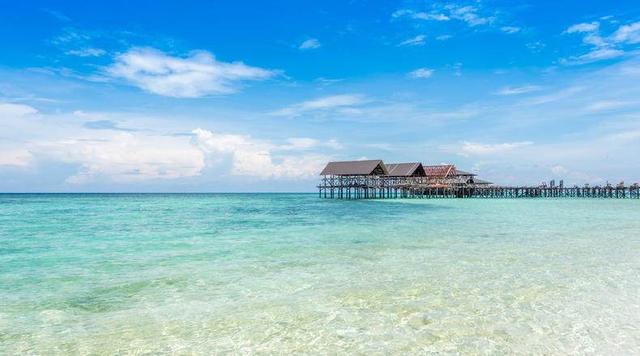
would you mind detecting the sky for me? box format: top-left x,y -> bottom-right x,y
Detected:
1,0 -> 640,192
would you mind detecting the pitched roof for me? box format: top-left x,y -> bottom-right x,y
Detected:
320,160 -> 388,176
385,162 -> 426,177
454,169 -> 476,176
423,164 -> 456,178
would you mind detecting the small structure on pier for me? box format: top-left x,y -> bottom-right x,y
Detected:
319,159 -> 388,176
385,163 -> 426,177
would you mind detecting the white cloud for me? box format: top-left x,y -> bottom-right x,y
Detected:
585,100 -> 631,112
36,133 -> 205,184
279,137 -> 343,151
299,38 -> 321,50
561,21 -> 640,65
612,22 -> 640,44
522,86 -> 585,105
447,5 -> 494,27
392,9 -> 449,21
399,35 -> 426,46
458,141 -> 533,156
501,26 -> 521,34
325,139 -> 344,150
436,34 -> 452,41
412,12 -> 449,21
550,165 -> 568,176
107,47 -> 276,97
0,102 -> 38,116
0,103 -> 338,184
66,48 -> 106,57
393,5 -> 493,27
566,22 -> 599,34
561,48 -> 625,65
51,29 -> 91,45
281,137 -> 319,150
272,94 -> 367,117
0,148 -> 33,167
409,68 -> 434,79
495,85 -> 542,96
193,128 -> 327,179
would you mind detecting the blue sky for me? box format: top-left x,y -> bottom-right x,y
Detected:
1,0 -> 640,192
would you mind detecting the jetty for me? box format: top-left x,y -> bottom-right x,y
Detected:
318,160 -> 640,199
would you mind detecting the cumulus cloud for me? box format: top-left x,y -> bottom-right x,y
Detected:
107,48 -> 276,97
192,128 -> 328,179
458,141 -> 532,156
408,68 -> 434,79
399,35 -> 426,46
566,22 -> 599,34
299,38 -> 321,50
0,102 -> 38,116
0,148 -> 33,167
272,94 -> 367,117
0,103 -> 338,184
37,133 -> 206,184
611,22 -> 640,44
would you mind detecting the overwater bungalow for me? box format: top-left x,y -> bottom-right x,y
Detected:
317,159 -> 638,199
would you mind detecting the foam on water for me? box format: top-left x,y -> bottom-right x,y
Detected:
1,194 -> 639,354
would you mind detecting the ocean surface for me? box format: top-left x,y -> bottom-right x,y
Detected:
1,194 -> 639,354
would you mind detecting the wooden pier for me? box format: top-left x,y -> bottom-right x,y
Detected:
318,184 -> 640,199
318,160 -> 640,200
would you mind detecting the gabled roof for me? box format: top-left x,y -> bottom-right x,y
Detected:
423,164 -> 456,178
454,169 -> 476,176
320,160 -> 388,176
385,162 -> 426,177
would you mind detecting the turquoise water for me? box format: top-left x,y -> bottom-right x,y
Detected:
1,194 -> 639,354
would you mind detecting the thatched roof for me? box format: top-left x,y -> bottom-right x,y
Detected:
386,163 -> 426,177
320,160 -> 388,176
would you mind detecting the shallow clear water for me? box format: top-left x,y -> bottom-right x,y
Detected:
1,194 -> 639,354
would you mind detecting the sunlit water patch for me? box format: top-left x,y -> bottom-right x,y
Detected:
1,194 -> 639,354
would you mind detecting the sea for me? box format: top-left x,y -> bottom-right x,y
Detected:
1,193 -> 639,354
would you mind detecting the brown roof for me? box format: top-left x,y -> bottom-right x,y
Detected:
454,169 -> 476,176
423,164 -> 456,178
320,160 -> 388,176
385,163 -> 426,177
